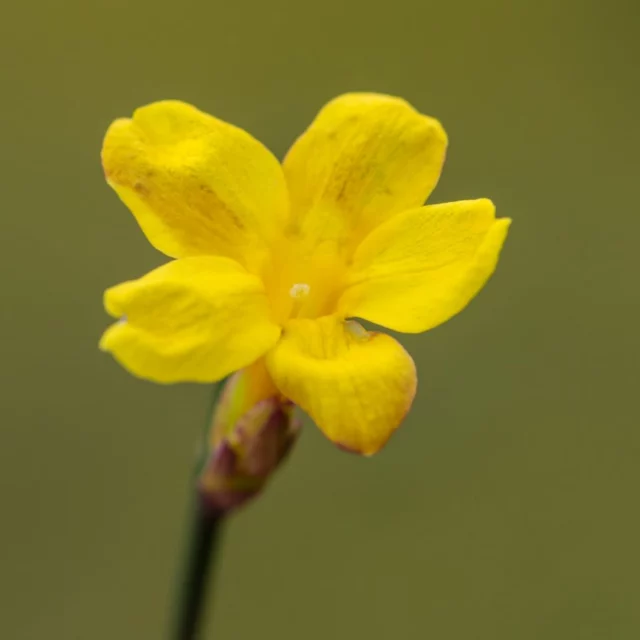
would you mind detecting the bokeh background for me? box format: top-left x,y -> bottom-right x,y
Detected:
2,0 -> 639,638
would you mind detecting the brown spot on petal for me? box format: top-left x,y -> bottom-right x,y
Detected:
335,441 -> 365,455
133,181 -> 149,195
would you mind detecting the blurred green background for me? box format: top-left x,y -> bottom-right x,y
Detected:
1,0 -> 639,638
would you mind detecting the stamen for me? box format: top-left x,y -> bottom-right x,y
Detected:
289,283 -> 311,299
288,283 -> 311,318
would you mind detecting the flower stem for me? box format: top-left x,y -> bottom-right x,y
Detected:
171,384 -> 227,640
172,503 -> 224,640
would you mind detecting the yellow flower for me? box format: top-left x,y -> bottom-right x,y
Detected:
100,93 -> 511,456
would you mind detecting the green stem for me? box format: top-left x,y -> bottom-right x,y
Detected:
171,383 -> 227,640
172,503 -> 224,640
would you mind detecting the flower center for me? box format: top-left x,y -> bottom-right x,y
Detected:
263,237 -> 347,325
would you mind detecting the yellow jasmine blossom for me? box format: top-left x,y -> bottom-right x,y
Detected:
100,93 -> 510,456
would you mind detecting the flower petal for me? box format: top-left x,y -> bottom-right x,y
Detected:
100,257 -> 281,383
266,316 -> 416,455
102,101 -> 289,270
283,93 -> 447,249
338,199 -> 511,333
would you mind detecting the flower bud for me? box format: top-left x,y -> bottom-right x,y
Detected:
197,368 -> 300,514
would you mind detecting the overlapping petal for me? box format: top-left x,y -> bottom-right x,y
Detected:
283,93 -> 447,251
102,101 -> 289,270
338,199 -> 511,333
266,316 -> 417,455
100,257 -> 281,383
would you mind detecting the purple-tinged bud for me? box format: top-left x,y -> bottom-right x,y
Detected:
198,394 -> 300,514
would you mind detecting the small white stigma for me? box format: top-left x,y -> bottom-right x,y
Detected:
289,283 -> 311,299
